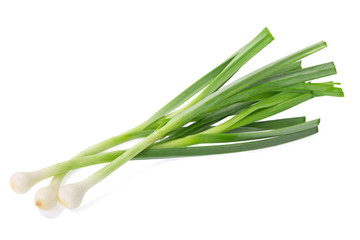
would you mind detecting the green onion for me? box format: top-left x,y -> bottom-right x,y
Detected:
10,27 -> 344,211
29,28 -> 276,209
13,119 -> 319,180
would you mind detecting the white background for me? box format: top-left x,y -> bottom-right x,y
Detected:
0,0 -> 359,239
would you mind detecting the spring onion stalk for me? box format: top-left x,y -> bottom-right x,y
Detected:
16,120 -> 319,180
10,27 -> 344,211
153,119 -> 320,148
57,43 -> 337,209
10,117 -> 310,190
20,28 -> 271,176
238,116 -> 306,130
51,128 -> 319,174
20,118 -> 308,171
25,28 -> 276,209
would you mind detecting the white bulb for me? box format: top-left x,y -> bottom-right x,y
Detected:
10,172 -> 39,194
10,169 -> 52,194
34,185 -> 59,210
58,180 -> 92,209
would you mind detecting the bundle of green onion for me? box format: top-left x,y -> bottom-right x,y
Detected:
10,28 -> 344,211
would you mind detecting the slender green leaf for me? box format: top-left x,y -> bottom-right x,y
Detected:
154,119 -> 319,148
162,42 -> 328,133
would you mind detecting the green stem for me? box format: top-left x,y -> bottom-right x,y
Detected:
152,93 -> 313,149
47,28 -> 276,187
166,27 -> 274,119
209,62 -> 335,112
156,42 -> 327,137
153,119 -> 319,148
47,27 -> 261,188
67,28 -> 275,186
80,39 -> 327,188
233,116 -> 306,130
162,101 -> 254,143
36,125 -> 318,176
203,92 -> 300,134
89,129 -> 168,184
47,128 -> 154,191
73,128 -> 153,157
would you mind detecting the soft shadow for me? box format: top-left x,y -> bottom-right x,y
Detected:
38,203 -> 65,218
